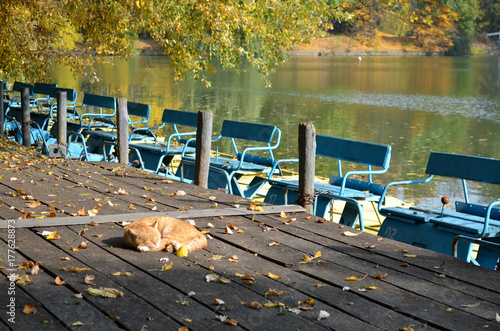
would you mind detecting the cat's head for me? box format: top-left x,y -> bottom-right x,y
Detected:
124,221 -> 161,252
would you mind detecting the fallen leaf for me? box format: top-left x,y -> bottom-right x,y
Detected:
248,204 -> 264,212
298,299 -> 315,310
85,274 -> 98,285
436,273 -> 446,278
226,318 -> 238,326
496,313 -> 500,322
280,211 -> 288,218
251,302 -> 262,309
343,231 -> 361,236
214,298 -> 225,305
268,242 -> 279,247
117,188 -> 128,195
23,303 -> 37,314
78,242 -> 88,249
401,262 -> 410,267
225,226 -> 234,235
206,274 -> 219,282
461,302 -> 481,308
375,273 -> 388,279
268,272 -> 282,280
317,310 -> 330,320
112,271 -> 121,276
404,254 -> 417,258
265,289 -> 284,297
26,201 -> 41,208
79,228 -> 89,236
55,276 -> 66,285
219,277 -> 231,284
31,264 -> 40,275
314,251 -> 322,259
162,262 -> 173,271
176,246 -> 189,257
86,287 -> 124,298
345,276 -> 358,281
316,284 -> 325,288
45,231 -> 60,240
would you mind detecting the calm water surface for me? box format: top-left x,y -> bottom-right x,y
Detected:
51,55 -> 500,207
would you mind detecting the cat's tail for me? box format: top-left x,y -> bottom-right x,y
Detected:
185,235 -> 207,252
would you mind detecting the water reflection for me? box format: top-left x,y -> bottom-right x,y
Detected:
50,55 -> 500,206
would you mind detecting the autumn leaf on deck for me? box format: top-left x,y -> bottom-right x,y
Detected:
268,272 -> 282,280
250,302 -> 262,309
77,208 -> 86,216
248,204 -> 264,212
401,262 -> 410,267
172,190 -> 186,196
343,231 -> 361,237
206,273 -> 219,282
30,263 -> 40,275
227,255 -> 238,263
55,276 -> 66,285
280,211 -> 288,218
227,221 -> 237,230
375,273 -> 388,279
299,251 -> 321,264
345,274 -> 367,281
317,310 -> 330,321
214,298 -> 225,305
86,287 -> 124,298
298,299 -> 315,310
225,226 -> 234,235
404,254 -> 417,258
265,289 -> 285,297
26,200 -> 41,208
242,274 -> 255,285
162,262 -> 174,271
45,231 -> 61,240
87,208 -> 98,216
85,274 -> 98,285
22,303 -> 37,314
268,242 -> 279,247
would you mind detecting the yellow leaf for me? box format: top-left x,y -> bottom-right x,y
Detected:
22,303 -> 37,314
299,255 -> 312,264
298,299 -> 315,310
162,262 -> 173,271
404,254 -> 417,258
268,272 -> 282,280
251,302 -> 262,309
86,287 -> 123,298
46,231 -> 60,240
280,211 -> 288,218
345,276 -> 358,281
314,251 -> 322,259
112,271 -> 121,276
55,276 -> 66,285
248,204 -> 264,212
366,286 -> 377,290
176,246 -> 189,257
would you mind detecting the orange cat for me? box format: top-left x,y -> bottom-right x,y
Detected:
124,216 -> 207,253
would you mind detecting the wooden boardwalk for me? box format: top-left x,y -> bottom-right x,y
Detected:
0,139 -> 499,330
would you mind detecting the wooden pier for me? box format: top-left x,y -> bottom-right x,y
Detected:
0,139 -> 499,330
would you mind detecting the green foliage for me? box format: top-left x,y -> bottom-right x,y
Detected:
0,0 -> 344,87
470,46 -> 486,54
448,36 -> 472,55
444,0 -> 479,38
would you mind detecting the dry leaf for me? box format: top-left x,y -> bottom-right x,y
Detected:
79,228 -> 89,236
31,264 -> 40,275
22,303 -> 37,314
345,276 -> 359,281
401,262 -> 410,267
375,273 -> 388,279
85,274 -> 98,285
214,298 -> 225,305
299,255 -> 313,264
404,254 -> 417,258
78,242 -> 88,249
317,310 -> 330,321
26,201 -> 41,208
226,318 -> 238,326
248,204 -> 264,212
225,226 -> 233,235
206,274 -> 219,282
495,313 -> 500,322
268,242 -> 279,247
55,276 -> 66,285
117,188 -> 128,195
45,231 -> 60,240
343,231 -> 361,237
162,262 -> 174,271
265,289 -> 284,297
86,287 -> 124,298
435,273 -> 446,278
298,299 -> 315,310
268,272 -> 282,280
251,302 -> 262,309
280,211 -> 288,218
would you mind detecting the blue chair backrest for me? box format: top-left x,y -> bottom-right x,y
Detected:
426,152 -> 500,185
316,135 -> 391,169
33,83 -> 57,96
161,109 -> 198,127
220,120 -> 279,143
82,93 -> 116,110
128,101 -> 151,119
49,87 -> 77,102
12,82 -> 34,95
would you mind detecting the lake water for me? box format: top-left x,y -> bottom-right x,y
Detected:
51,55 -> 500,207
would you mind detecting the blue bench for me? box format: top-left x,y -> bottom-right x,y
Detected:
5,82 -> 34,108
74,93 -> 117,129
32,83 -> 57,111
176,120 -> 282,199
264,135 -> 391,231
48,87 -> 80,121
128,109 -> 198,175
378,152 -> 500,269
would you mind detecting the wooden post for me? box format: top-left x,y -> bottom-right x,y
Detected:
21,87 -> 31,148
194,110 -> 213,188
0,81 -> 4,136
57,91 -> 67,145
116,98 -> 129,165
298,122 -> 316,214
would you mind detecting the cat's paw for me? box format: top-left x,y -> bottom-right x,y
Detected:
171,240 -> 182,251
165,244 -> 174,253
137,245 -> 150,252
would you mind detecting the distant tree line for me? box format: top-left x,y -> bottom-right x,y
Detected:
330,0 -> 499,54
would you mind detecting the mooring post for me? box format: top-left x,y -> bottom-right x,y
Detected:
0,81 -> 4,136
298,122 -> 316,214
57,91 -> 67,146
21,87 -> 31,148
116,98 -> 129,165
194,110 -> 213,188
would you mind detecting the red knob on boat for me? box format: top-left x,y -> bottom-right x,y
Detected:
441,196 -> 449,205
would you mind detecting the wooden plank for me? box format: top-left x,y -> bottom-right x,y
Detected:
0,271 -> 67,330
0,229 -> 221,331
61,225 -> 332,330
196,213 -> 498,329
0,205 -> 305,228
0,234 -> 121,330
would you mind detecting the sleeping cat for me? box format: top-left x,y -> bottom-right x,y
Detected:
124,216 -> 207,253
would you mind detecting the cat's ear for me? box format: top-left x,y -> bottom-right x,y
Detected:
153,220 -> 160,229
127,228 -> 138,237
